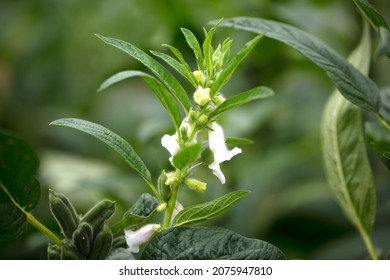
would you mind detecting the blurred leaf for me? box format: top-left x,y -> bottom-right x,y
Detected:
111,193 -> 158,234
181,28 -> 203,70
379,87 -> 390,123
172,190 -> 250,227
216,17 -> 382,112
0,131 -> 41,243
321,23 -> 376,235
141,226 -> 286,260
209,86 -> 273,120
210,34 -> 264,98
172,143 -> 202,169
225,137 -> 254,145
96,34 -> 191,113
106,248 -> 135,260
365,122 -> 390,171
50,118 -> 152,184
376,27 -> 390,59
162,44 -> 197,84
99,70 -> 181,129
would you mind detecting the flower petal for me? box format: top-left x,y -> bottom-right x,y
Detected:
124,224 -> 160,253
208,122 -> 242,184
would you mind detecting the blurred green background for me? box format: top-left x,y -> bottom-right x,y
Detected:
1,0 -> 389,259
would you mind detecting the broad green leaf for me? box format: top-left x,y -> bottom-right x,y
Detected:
111,193 -> 158,234
216,17 -> 381,112
210,34 -> 264,98
172,143 -> 202,169
172,190 -> 250,227
321,23 -> 376,235
209,86 -> 273,120
181,28 -> 204,70
365,122 -> 390,171
0,131 -> 41,243
98,70 -> 181,128
50,118 -> 152,183
96,34 -> 191,113
141,226 -> 286,260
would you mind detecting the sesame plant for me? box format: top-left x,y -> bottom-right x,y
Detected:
0,0 -> 389,260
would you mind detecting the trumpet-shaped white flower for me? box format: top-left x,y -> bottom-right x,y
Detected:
124,224 -> 160,253
208,122 -> 242,184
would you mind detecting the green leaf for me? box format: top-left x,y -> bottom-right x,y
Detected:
96,34 -> 191,113
172,143 -> 202,169
172,190 -> 250,227
98,70 -> 181,128
50,118 -> 152,183
0,131 -> 41,243
202,22 -> 219,78
111,193 -> 158,234
181,28 -> 204,70
141,226 -> 286,260
151,50 -> 196,86
365,122 -> 390,171
353,0 -> 389,30
209,86 -> 273,120
225,137 -> 254,145
321,23 -> 376,235
210,34 -> 264,98
216,17 -> 381,112
353,0 -> 390,59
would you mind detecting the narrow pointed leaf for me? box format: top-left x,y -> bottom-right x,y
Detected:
353,0 -> 390,58
181,28 -> 203,69
98,70 -> 181,129
50,118 -> 152,183
141,226 -> 286,260
162,44 -> 196,84
216,17 -> 381,112
203,20 -> 222,78
321,23 -> 376,235
172,143 -> 202,169
210,34 -> 264,98
151,50 -> 196,86
172,190 -> 250,227
96,34 -> 191,112
209,86 -> 273,120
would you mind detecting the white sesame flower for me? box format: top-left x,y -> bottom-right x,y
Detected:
124,224 -> 160,253
193,86 -> 211,106
161,133 -> 179,164
208,122 -> 242,184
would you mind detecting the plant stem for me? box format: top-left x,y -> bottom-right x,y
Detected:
162,172 -> 181,229
0,181 -> 62,246
358,226 -> 378,260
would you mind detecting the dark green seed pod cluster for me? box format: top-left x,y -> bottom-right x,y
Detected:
48,190 -> 116,260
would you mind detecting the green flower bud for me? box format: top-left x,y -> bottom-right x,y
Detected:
193,86 -> 211,106
184,178 -> 207,192
192,70 -> 206,85
156,203 -> 167,212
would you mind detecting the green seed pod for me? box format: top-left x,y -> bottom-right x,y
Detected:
47,244 -> 61,260
72,222 -> 93,257
157,170 -> 171,201
61,239 -> 83,260
49,190 -> 79,239
80,200 -> 115,237
88,222 -> 113,260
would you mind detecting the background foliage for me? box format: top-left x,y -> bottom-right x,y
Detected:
0,0 -> 389,259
